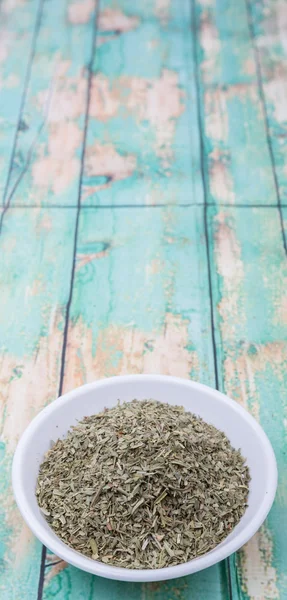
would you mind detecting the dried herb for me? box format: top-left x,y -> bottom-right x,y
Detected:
36,400 -> 250,569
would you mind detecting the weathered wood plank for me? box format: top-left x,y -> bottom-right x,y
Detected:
208,205 -> 287,599
82,0 -> 204,206
43,563 -> 229,600
247,0 -> 287,203
194,0 -> 276,205
7,0 -> 97,207
0,2 -> 98,593
1,1 -> 285,599
0,208 -> 77,599
63,207 -> 214,390
0,0 -> 42,202
42,205 -> 228,599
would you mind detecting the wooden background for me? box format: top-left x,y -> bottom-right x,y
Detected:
0,0 -> 286,598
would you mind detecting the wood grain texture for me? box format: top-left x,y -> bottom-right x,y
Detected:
63,206 -> 214,391
0,0 -> 286,598
0,208 -> 77,599
42,205 -> 230,598
247,0 -> 287,204
208,206 -> 287,599
42,563 -> 228,600
82,0 -> 204,206
195,0 -> 287,596
6,0 -> 97,207
194,0 -> 278,206
0,0 -> 43,203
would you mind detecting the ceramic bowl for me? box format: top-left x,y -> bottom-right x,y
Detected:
12,375 -> 277,582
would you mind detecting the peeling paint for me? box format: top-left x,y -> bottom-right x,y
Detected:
0,310 -> 63,452
63,313 -> 199,393
250,0 -> 287,202
37,213 -> 53,232
223,341 -> 286,421
0,0 -> 43,201
209,148 -> 235,203
1,0 -> 26,15
1,0 -> 286,597
264,77 -> 287,125
145,258 -> 163,278
210,205 -> 287,596
155,0 -> 171,25
204,84 -> 259,145
213,210 -> 287,416
98,8 -> 140,33
240,527 -> 279,600
36,61 -> 87,122
88,70 -> 184,169
198,0 -> 277,207
90,74 -> 120,120
45,560 -> 68,585
0,309 -> 65,571
214,212 -> 245,343
32,122 -> 81,194
83,142 -> 136,195
127,70 -> 185,168
274,292 -> 287,326
200,10 -> 221,84
0,32 -> 15,64
204,88 -> 229,143
243,57 -> 256,77
76,244 -> 110,269
0,207 -> 76,595
68,0 -> 94,25
1,478 -> 36,568
33,61 -> 87,194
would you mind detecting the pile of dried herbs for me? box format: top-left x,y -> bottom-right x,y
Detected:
36,400 -> 250,569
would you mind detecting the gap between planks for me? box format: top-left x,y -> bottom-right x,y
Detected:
2,203 -> 287,210
244,0 -> 287,256
36,0 -> 100,597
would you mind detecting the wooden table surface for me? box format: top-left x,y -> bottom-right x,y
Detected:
0,0 -> 286,598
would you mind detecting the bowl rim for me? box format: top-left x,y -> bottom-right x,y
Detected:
12,374 -> 278,582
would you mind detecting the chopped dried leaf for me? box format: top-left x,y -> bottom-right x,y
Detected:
36,400 -> 250,569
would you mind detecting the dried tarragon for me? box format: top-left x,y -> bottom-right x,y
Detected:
36,400 -> 250,569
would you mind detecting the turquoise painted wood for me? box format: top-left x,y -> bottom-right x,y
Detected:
7,0 -> 98,207
82,0 -> 204,207
194,0 -> 277,206
208,206 -> 287,599
0,208 -> 77,599
0,0 -> 42,202
0,0 -> 286,599
247,0 -> 287,203
63,206 -> 214,390
43,206 -> 229,598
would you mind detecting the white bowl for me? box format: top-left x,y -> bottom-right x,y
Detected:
12,375 -> 277,582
